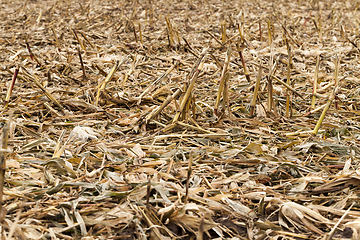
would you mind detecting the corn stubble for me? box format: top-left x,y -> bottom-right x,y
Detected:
0,0 -> 359,239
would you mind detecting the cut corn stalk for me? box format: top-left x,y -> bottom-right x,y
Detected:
214,47 -> 231,116
72,29 -> 85,50
4,65 -> 19,108
0,117 -> 10,215
22,67 -> 64,109
313,57 -> 341,135
165,16 -> 175,48
312,89 -> 336,135
236,24 -> 250,83
138,61 -> 178,104
25,37 -> 42,66
145,88 -> 182,123
285,42 -> 292,117
122,54 -> 138,86
267,19 -> 273,112
173,48 -> 207,123
184,151 -> 193,204
311,54 -> 320,109
221,20 -> 227,44
250,62 -> 262,116
96,55 -> 130,106
77,46 -> 86,79
51,27 -> 61,50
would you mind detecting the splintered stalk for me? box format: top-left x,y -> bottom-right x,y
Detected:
77,46 -> 86,79
221,20 -> 227,44
334,54 -> 340,86
184,152 -> 193,204
51,27 -> 61,51
174,25 -> 181,47
214,47 -> 231,116
272,75 -> 304,100
318,17 -> 323,41
236,43 -> 250,83
79,31 -> 95,49
4,65 -> 19,108
341,24 -> 345,40
139,22 -> 143,45
138,62 -> 178,104
52,130 -> 66,158
165,16 -> 175,48
72,29 -> 85,50
95,60 -> 121,106
205,30 -> 224,47
313,57 -> 341,135
0,117 -> 10,215
132,21 -> 138,43
146,176 -> 151,209
145,88 -> 182,123
268,19 -> 272,45
173,48 -> 207,123
313,18 -> 322,41
148,0 -> 154,25
267,19 -> 273,112
259,20 -> 262,41
25,37 -> 42,66
250,63 -> 262,116
285,42 -> 292,117
334,54 -> 340,110
122,55 -> 137,86
303,103 -> 327,117
311,54 -> 320,109
312,89 -> 335,135
237,23 -> 250,82
223,72 -> 230,117
25,35 -> 33,61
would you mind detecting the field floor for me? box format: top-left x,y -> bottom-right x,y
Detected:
1,0 -> 360,239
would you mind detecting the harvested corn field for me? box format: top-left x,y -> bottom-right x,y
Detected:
1,0 -> 360,239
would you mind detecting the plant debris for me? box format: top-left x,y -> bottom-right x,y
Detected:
1,0 -> 360,239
